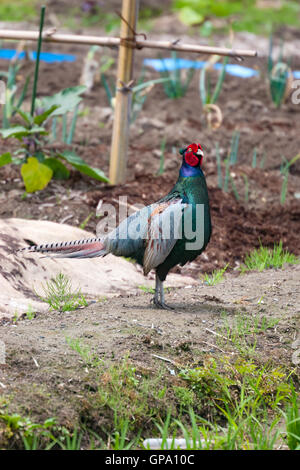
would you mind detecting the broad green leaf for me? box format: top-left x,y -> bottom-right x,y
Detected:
71,163 -> 110,183
21,156 -> 53,192
58,150 -> 110,183
15,109 -> 33,126
178,6 -> 204,25
33,105 -> 60,125
38,86 -> 86,117
0,126 -> 48,139
44,157 -> 70,180
0,126 -> 29,138
0,152 -> 12,167
58,150 -> 86,166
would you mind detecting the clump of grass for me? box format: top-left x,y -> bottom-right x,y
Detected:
138,285 -> 155,294
202,264 -> 228,286
179,356 -> 294,423
282,386 -> 300,450
65,336 -> 102,368
240,241 -> 298,273
217,311 -> 280,357
25,305 -> 36,320
38,272 -> 88,312
1,348 -> 299,450
159,51 -> 194,99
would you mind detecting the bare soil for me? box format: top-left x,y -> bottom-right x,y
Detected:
0,263 -> 299,441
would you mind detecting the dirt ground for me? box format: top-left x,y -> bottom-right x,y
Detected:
0,263 -> 299,437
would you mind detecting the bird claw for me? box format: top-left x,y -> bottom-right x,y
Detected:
151,297 -> 174,310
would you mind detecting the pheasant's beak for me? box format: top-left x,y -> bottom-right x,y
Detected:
196,148 -> 204,157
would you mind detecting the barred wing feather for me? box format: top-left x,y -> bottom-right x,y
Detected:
143,198 -> 185,275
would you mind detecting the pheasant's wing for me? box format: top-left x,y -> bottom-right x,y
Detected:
143,198 -> 186,275
103,203 -> 157,257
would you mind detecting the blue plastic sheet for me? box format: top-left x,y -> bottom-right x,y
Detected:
0,49 -> 26,60
144,57 -> 259,78
0,48 -> 76,63
144,57 -> 300,80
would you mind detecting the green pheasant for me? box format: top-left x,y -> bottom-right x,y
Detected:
21,143 -> 212,309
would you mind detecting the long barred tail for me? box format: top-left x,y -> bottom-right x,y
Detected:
19,237 -> 107,259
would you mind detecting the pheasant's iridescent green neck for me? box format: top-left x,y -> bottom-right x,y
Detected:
179,161 -> 203,177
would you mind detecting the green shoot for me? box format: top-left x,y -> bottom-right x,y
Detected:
243,174 -> 249,203
25,305 -> 36,320
229,174 -> 239,201
229,131 -> 240,165
240,241 -> 298,273
138,285 -> 155,294
159,51 -> 194,99
157,137 -> 166,176
199,56 -> 228,106
215,142 -> 222,189
280,154 -> 300,204
79,212 -> 93,230
203,264 -> 229,286
252,147 -> 257,168
37,272 -> 88,312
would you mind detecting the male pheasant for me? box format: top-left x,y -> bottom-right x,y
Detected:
21,143 -> 212,309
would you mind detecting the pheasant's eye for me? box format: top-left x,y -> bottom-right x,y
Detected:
188,143 -> 199,153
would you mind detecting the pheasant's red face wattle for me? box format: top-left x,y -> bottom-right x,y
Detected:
185,143 -> 204,167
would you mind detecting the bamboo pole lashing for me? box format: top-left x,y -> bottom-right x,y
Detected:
0,30 -> 257,58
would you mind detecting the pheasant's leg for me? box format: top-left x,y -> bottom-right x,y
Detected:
154,274 -> 160,304
152,273 -> 174,310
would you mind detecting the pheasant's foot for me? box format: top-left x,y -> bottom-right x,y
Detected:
151,297 -> 174,310
151,273 -> 174,310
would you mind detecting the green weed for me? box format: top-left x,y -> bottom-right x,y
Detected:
65,336 -> 102,368
38,272 -> 88,312
203,264 -> 228,286
138,285 -> 155,295
25,304 -> 36,320
240,241 -> 298,272
199,56 -> 228,106
218,311 -> 280,357
159,51 -> 194,99
280,154 -> 300,205
281,386 -> 300,450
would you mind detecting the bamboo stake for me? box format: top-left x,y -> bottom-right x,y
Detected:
0,30 -> 257,58
109,0 -> 139,185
